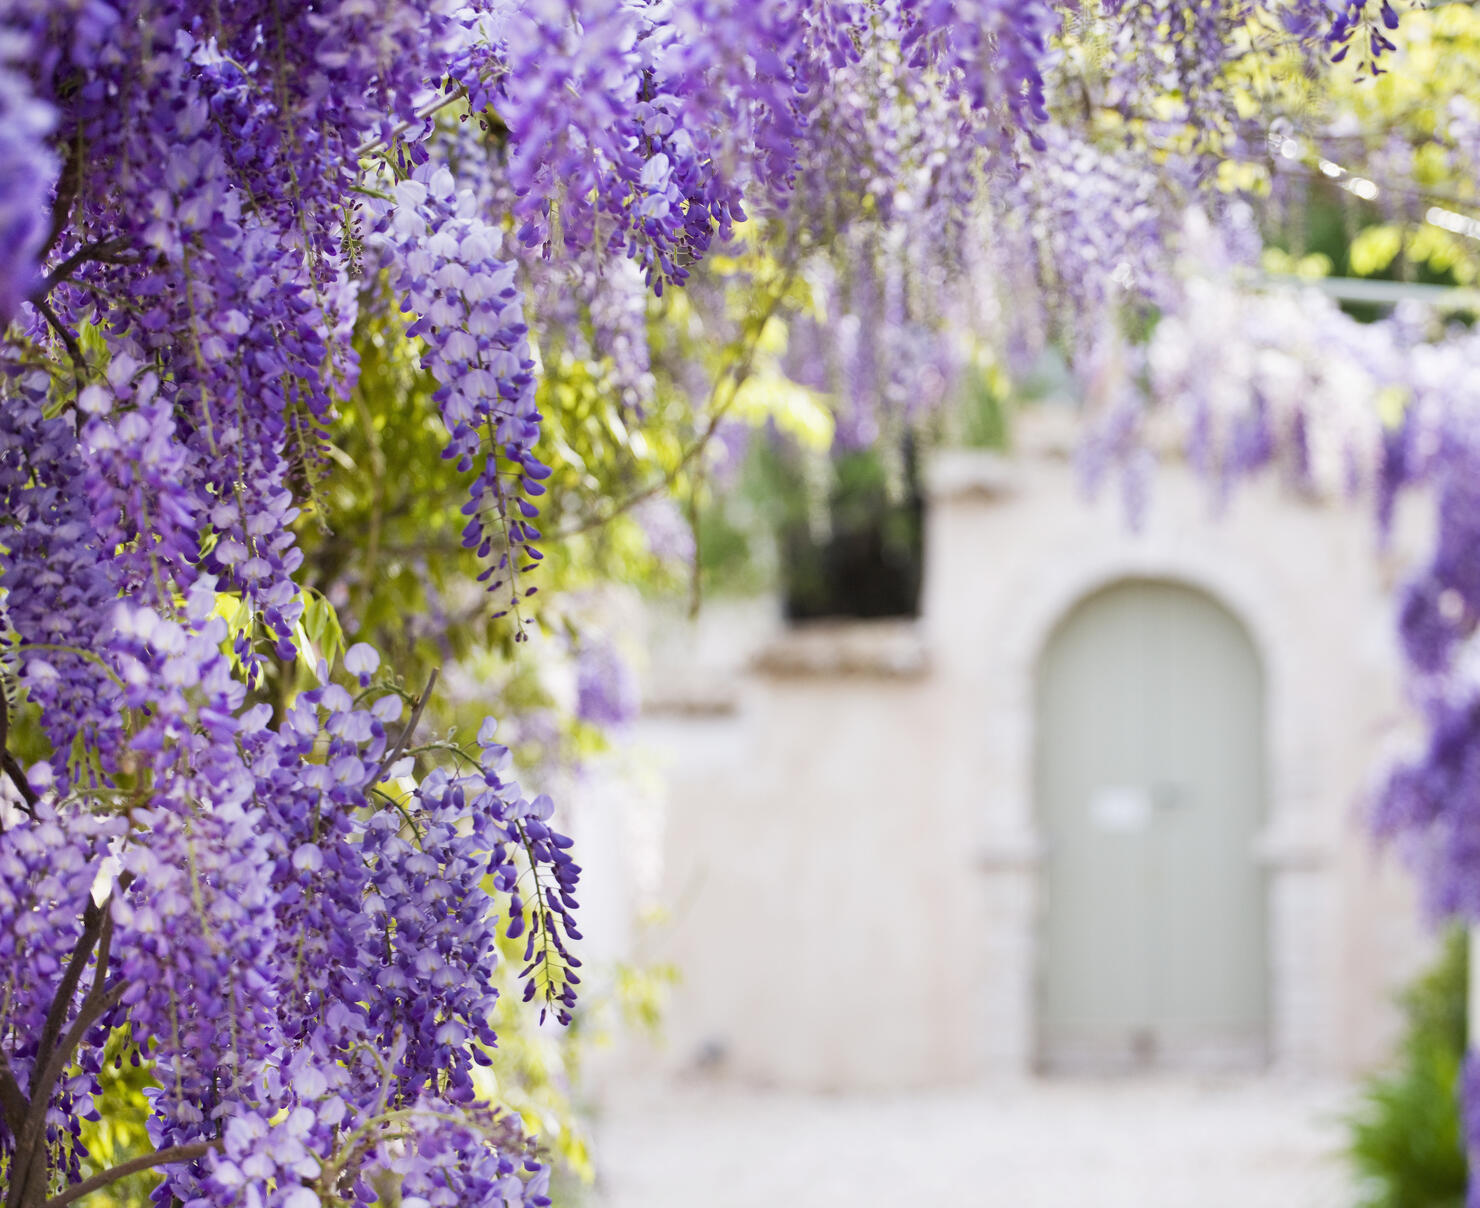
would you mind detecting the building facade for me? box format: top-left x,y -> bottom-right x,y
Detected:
623,414 -> 1434,1090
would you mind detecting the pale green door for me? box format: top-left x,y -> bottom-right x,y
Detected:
1035,579 -> 1267,1071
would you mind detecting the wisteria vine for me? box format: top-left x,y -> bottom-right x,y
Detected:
0,2 -> 1435,1207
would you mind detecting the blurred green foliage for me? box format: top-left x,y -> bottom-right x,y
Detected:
1251,4 -> 1480,305
1318,5 -> 1480,288
1347,927 -> 1469,1208
952,360 -> 1015,451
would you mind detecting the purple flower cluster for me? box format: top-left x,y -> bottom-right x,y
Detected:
1326,0 -> 1404,73
633,496 -> 698,566
784,224 -> 964,454
0,17 -> 55,326
1008,128 -> 1174,330
0,367 -> 124,773
487,0 -> 767,289
1,598 -> 579,1204
526,251 -> 656,416
1355,329 -> 1480,932
78,365 -> 198,606
480,0 -> 1066,292
575,639 -> 640,730
897,0 -> 1055,147
0,805 -> 126,1192
1095,0 -> 1240,138
375,166 -> 547,620
1074,206 -> 1401,524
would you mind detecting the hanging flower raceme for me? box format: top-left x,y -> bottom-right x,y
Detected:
1326,0 -> 1404,72
483,0 -> 781,290
575,638 -> 640,730
77,363 -> 198,606
10,0 -> 468,675
895,0 -> 1056,147
0,368 -> 125,777
0,805 -> 126,1191
374,165 -> 547,622
525,250 -> 656,414
0,22 -> 54,328
1007,129 -> 1176,330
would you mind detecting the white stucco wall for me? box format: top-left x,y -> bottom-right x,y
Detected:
624,420 -> 1435,1090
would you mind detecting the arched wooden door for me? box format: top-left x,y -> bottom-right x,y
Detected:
1035,579 -> 1267,1071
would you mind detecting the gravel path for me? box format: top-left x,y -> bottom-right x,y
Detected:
593,1076 -> 1356,1207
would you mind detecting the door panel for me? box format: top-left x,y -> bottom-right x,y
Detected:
1035,579 -> 1267,1071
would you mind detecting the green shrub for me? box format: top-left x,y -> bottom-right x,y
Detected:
1347,926 -> 1469,1208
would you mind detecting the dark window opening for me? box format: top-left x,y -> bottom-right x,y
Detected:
781,437 -> 926,622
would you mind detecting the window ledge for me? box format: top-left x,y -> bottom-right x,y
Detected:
751,618 -> 928,679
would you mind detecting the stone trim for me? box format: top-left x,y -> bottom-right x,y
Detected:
750,618 -> 929,679
925,448 -> 1019,503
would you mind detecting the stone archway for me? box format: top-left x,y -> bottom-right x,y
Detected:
925,465 -> 1341,1076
